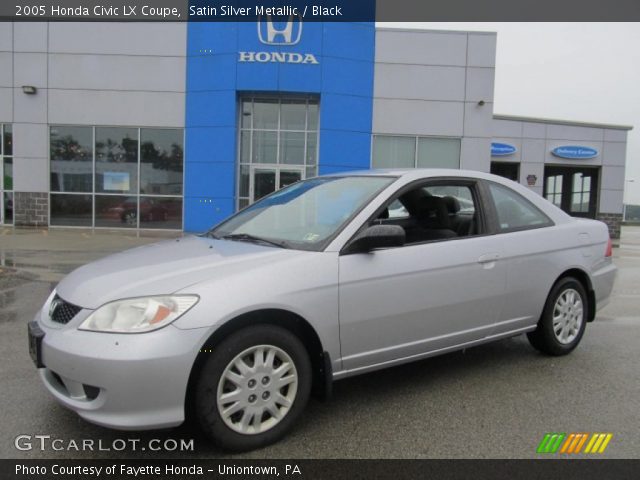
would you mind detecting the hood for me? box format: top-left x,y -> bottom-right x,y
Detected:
56,235 -> 301,309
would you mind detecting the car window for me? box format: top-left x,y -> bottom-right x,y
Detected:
424,185 -> 475,214
211,176 -> 395,251
488,182 -> 552,231
387,199 -> 409,219
373,181 -> 481,245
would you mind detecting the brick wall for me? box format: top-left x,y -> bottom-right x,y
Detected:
596,213 -> 623,240
14,192 -> 48,227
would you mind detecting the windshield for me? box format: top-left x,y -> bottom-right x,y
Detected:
210,176 -> 395,251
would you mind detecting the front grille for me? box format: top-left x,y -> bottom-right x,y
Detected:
50,295 -> 82,324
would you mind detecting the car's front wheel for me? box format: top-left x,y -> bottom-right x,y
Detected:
527,276 -> 588,356
195,325 -> 311,451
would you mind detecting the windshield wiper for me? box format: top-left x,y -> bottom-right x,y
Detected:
221,233 -> 288,249
203,231 -> 220,239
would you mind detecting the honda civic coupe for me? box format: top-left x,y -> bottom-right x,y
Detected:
29,169 -> 616,451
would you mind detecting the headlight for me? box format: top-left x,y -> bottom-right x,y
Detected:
78,295 -> 199,333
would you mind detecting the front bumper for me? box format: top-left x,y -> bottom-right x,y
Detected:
35,307 -> 211,430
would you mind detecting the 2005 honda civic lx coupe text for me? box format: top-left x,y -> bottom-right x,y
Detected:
29,169 -> 616,451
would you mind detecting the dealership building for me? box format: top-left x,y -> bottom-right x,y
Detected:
0,22 -> 632,237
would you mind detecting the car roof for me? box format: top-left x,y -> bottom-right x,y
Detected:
324,168 -> 504,182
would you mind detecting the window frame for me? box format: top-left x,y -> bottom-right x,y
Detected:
48,125 -> 185,231
1,123 -> 13,225
340,176 -> 490,255
371,134 -> 462,170
484,180 -> 555,234
236,94 -> 320,210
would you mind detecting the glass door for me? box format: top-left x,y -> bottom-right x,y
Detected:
237,96 -> 319,210
250,166 -> 303,203
251,168 -> 277,202
279,169 -> 303,189
544,166 -> 599,218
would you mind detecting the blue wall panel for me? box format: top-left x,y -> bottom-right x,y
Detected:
185,127 -> 236,162
322,23 -> 376,61
185,162 -> 236,198
187,54 -> 238,91
319,130 -> 373,172
185,21 -> 375,232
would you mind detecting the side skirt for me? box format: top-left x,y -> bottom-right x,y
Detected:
331,326 -> 536,381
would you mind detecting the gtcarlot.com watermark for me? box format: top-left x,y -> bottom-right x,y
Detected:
14,434 -> 194,452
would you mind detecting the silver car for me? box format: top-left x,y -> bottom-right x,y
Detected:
29,169 -> 616,451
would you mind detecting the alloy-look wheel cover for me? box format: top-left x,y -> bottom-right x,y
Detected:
216,345 -> 298,435
552,288 -> 584,345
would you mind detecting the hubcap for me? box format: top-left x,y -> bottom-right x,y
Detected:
552,288 -> 584,345
216,345 -> 298,435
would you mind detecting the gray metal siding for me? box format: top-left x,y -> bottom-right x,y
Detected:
2,21 -> 187,193
373,29 -> 497,174
491,117 -> 628,214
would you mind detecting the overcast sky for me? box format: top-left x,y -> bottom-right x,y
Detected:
379,23 -> 640,204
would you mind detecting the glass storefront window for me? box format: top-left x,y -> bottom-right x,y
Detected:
373,135 -> 461,169
3,158 -> 11,191
372,136 -> 415,169
253,99 -> 279,130
280,132 -> 305,165
417,137 -> 461,169
252,131 -> 278,164
50,194 -> 92,227
281,100 -> 307,130
306,133 -> 317,166
140,128 -> 184,195
95,127 -> 138,194
50,126 -> 93,193
139,197 -> 183,230
1,124 -> 13,225
95,195 -> 137,228
3,192 -> 13,224
238,96 -> 319,208
49,126 -> 184,230
3,124 -> 12,156
307,103 -> 319,131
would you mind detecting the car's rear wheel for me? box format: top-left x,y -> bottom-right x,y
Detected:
195,325 -> 311,451
527,276 -> 588,356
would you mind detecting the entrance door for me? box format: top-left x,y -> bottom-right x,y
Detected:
544,166 -> 599,218
490,162 -> 519,182
250,166 -> 303,203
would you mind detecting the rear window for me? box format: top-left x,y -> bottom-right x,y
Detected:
488,182 -> 553,232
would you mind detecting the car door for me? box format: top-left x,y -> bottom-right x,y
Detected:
484,181 -> 559,334
338,179 -> 507,372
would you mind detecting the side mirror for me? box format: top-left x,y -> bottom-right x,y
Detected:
345,224 -> 406,254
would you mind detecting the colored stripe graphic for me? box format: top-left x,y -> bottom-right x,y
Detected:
560,433 -> 589,453
537,433 -> 566,453
540,433 -> 613,454
585,433 -> 613,454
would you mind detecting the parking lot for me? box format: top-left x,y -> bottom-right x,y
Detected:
1,226 -> 639,459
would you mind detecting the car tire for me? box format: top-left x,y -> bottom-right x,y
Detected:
195,325 -> 312,451
527,277 -> 588,356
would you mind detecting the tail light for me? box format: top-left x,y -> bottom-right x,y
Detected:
605,238 -> 613,258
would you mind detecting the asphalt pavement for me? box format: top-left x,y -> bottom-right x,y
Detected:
1,226 -> 638,459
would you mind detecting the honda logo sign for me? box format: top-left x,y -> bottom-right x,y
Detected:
239,15 -> 320,65
258,15 -> 302,46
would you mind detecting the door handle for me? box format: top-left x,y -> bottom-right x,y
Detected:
478,253 -> 500,264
